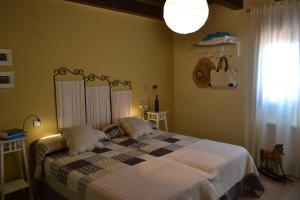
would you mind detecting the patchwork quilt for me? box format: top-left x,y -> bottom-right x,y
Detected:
34,130 -> 263,200
164,139 -> 263,198
112,130 -> 200,157
111,132 -> 263,198
85,157 -> 216,200
44,140 -> 155,199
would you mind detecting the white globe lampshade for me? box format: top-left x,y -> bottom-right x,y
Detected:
163,0 -> 209,34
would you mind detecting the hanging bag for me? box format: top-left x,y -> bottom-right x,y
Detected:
209,56 -> 237,88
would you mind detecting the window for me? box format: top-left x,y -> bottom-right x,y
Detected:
260,42 -> 300,105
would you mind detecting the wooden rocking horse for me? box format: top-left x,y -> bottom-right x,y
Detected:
260,144 -> 293,182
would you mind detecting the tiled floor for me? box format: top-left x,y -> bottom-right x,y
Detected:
5,175 -> 300,200
239,175 -> 300,200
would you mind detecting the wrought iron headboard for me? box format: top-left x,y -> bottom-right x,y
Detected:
53,67 -> 132,128
110,79 -> 132,90
53,67 -> 86,80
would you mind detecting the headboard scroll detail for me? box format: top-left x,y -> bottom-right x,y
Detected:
53,67 -> 132,90
53,67 -> 85,80
110,80 -> 132,90
84,74 -> 111,83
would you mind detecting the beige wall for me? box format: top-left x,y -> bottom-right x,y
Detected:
0,0 -> 173,180
173,4 -> 250,145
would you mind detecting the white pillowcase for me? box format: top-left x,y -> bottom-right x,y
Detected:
118,117 -> 155,139
94,129 -> 109,141
60,124 -> 104,156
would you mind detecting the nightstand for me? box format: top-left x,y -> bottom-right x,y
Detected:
147,111 -> 169,131
0,138 -> 32,200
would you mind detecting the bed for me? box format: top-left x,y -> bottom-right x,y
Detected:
30,130 -> 264,200
29,68 -> 264,200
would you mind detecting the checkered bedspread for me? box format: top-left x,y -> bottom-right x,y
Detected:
44,141 -> 155,199
37,131 -> 263,200
41,131 -> 202,199
112,130 -> 200,157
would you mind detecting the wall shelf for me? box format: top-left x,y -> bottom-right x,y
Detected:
191,40 -> 240,57
191,41 -> 239,47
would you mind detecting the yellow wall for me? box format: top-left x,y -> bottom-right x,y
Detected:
173,4 -> 250,145
0,0 -> 261,181
0,0 -> 173,180
0,0 -> 174,140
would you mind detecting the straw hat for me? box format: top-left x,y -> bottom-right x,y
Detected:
193,57 -> 215,88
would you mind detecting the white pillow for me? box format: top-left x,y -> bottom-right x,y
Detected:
60,124 -> 104,156
94,129 -> 109,141
118,117 -> 155,139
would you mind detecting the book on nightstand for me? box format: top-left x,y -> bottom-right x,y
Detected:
0,128 -> 25,140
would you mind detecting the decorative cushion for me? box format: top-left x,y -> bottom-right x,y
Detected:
60,124 -> 104,156
94,129 -> 109,141
148,121 -> 158,130
119,117 -> 155,139
102,124 -> 126,139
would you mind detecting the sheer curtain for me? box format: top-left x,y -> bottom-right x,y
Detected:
111,91 -> 132,122
55,80 -> 86,129
246,0 -> 300,176
86,86 -> 111,129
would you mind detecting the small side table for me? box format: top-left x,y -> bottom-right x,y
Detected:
147,111 -> 169,131
0,137 -> 32,200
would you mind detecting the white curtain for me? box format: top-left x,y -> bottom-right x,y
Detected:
55,80 -> 86,129
86,86 -> 111,129
111,90 -> 132,122
246,0 -> 300,176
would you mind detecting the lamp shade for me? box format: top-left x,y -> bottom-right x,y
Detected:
163,0 -> 209,34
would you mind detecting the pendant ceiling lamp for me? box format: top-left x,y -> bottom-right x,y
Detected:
163,0 -> 209,34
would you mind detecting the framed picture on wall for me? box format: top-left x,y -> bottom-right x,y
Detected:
0,71 -> 15,88
0,49 -> 13,66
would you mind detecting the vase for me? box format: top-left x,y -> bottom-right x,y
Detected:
154,95 -> 159,112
